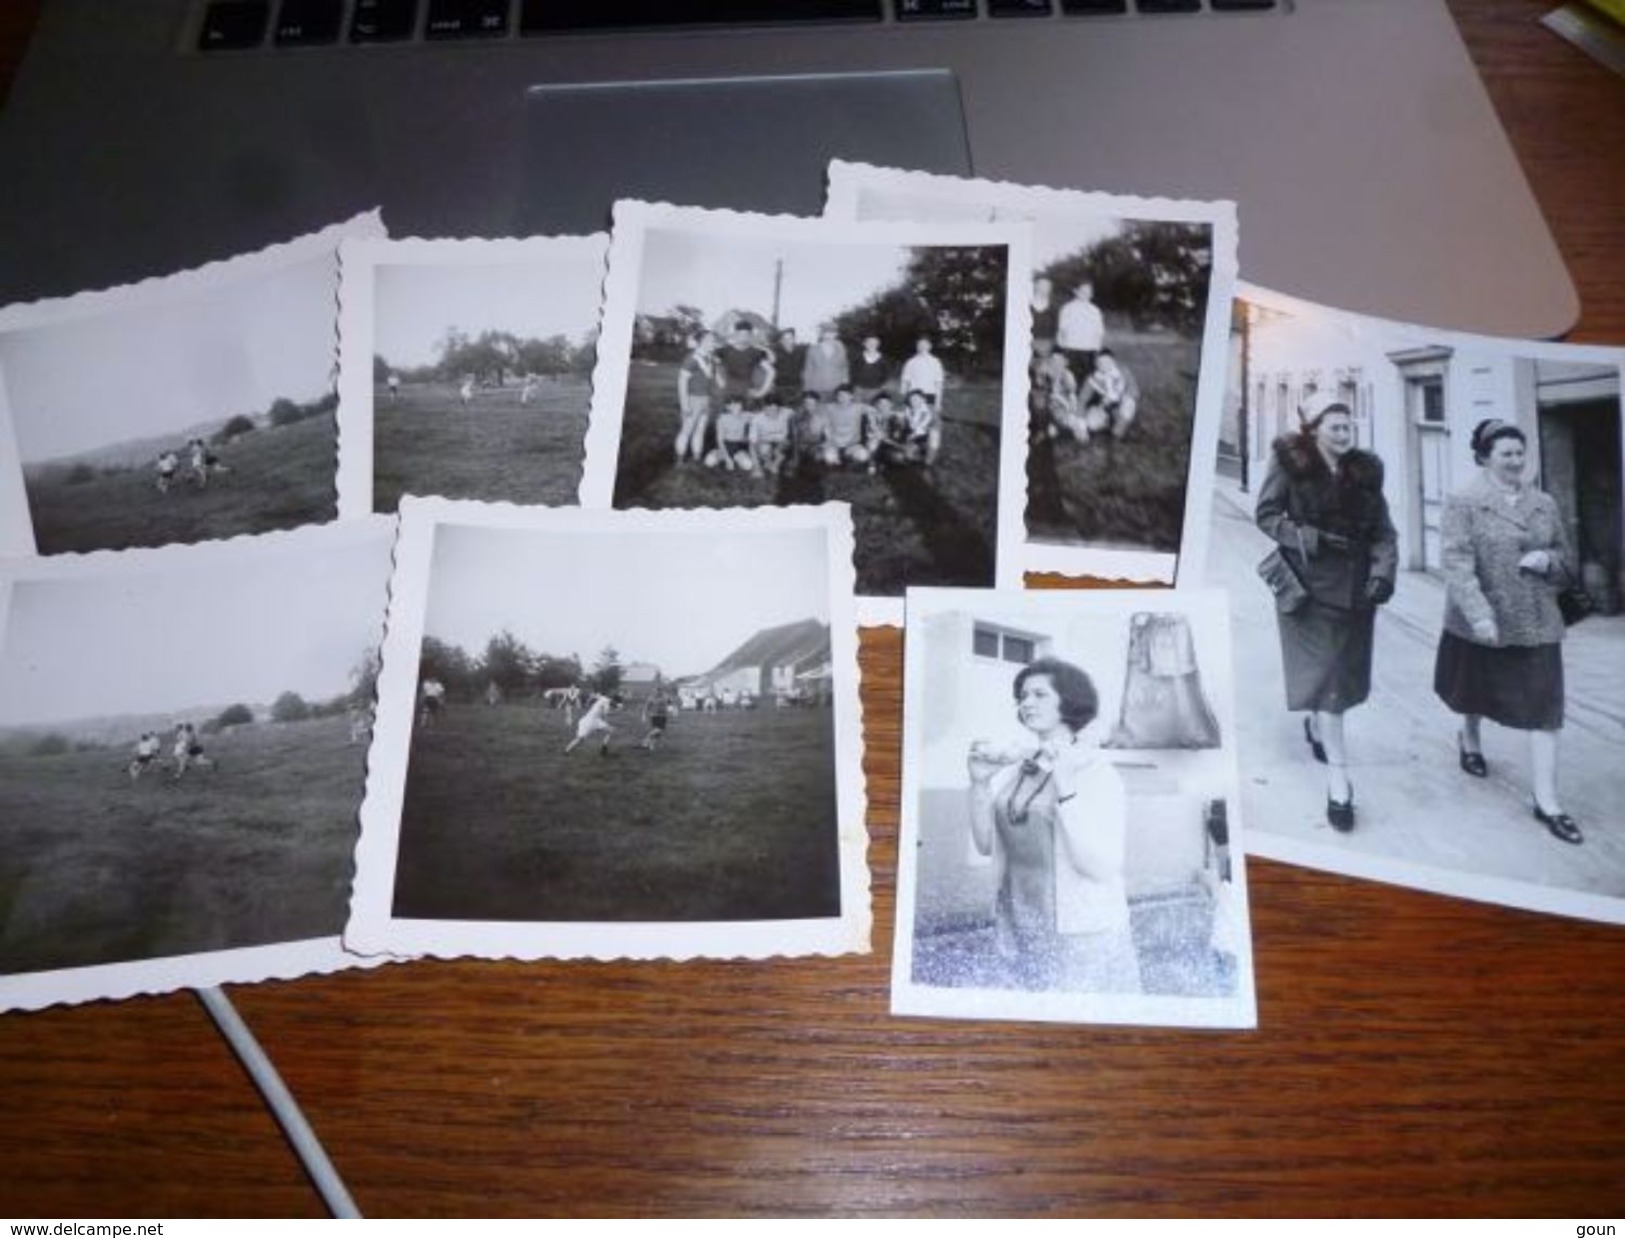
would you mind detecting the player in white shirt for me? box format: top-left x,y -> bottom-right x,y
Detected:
898,336 -> 946,414
564,692 -> 621,755
1056,281 -> 1104,386
127,731 -> 162,781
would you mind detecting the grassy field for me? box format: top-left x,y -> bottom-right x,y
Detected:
611,359 -> 1001,595
392,700 -> 841,924
22,415 -> 338,555
373,378 -> 589,511
1026,327 -> 1201,553
0,715 -> 367,976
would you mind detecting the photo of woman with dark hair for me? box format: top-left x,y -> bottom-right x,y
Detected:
895,592 -> 1254,1025
1435,418 -> 1583,844
1253,393 -> 1398,833
966,655 -> 1141,994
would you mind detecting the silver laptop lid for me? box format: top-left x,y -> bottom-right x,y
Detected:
0,0 -> 1576,337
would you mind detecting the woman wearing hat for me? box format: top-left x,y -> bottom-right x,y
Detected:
1254,393 -> 1398,832
1434,418 -> 1582,844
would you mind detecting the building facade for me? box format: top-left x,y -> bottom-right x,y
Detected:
1222,302 -> 1623,610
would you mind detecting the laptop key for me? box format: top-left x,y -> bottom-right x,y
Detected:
199,0 -> 271,50
1060,1 -> 1128,14
274,0 -> 343,45
1210,0 -> 1276,9
1135,0 -> 1201,12
896,0 -> 977,19
989,0 -> 1054,15
520,1 -> 883,32
351,0 -> 420,42
425,0 -> 510,38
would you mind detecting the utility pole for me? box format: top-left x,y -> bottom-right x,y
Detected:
771,258 -> 784,332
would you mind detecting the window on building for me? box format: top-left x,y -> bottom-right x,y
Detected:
1420,376 -> 1445,423
973,624 -> 1039,665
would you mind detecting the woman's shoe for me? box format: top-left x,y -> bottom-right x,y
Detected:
1533,804 -> 1584,845
1457,734 -> 1488,778
1326,788 -> 1355,833
1303,717 -> 1327,765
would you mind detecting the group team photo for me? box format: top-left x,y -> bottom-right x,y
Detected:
588,206 -> 1029,602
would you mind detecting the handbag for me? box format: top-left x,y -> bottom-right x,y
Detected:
1257,529 -> 1310,614
1557,584 -> 1595,626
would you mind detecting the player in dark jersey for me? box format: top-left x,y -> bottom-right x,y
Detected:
713,320 -> 774,405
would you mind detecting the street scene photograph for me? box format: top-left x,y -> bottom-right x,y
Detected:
1212,285 -> 1625,922
0,214 -> 382,558
347,499 -> 867,961
826,161 -> 1236,584
582,201 -> 1031,613
336,234 -> 607,517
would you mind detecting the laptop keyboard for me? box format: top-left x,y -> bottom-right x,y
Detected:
199,0 -> 1280,50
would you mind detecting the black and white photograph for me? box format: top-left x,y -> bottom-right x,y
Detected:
1212,283 -> 1625,923
346,497 -> 867,961
335,234 -> 608,518
0,518 -> 396,1012
825,161 -> 1236,585
0,212 -> 384,560
580,200 -> 1032,625
894,587 -> 1255,1027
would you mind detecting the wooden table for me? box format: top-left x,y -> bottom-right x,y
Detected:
2,0 -> 1622,1217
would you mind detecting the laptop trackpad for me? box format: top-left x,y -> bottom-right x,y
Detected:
518,71 -> 970,234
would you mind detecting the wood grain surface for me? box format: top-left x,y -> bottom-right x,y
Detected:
2,0 -> 1622,1218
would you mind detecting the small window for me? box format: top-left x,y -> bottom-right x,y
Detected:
1420,377 -> 1445,423
974,624 -> 1037,665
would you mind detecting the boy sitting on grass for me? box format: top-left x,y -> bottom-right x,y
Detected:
1078,348 -> 1138,440
704,396 -> 757,473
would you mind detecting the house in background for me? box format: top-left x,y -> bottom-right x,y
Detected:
680,618 -> 830,708
618,661 -> 662,700
1222,301 -> 1623,611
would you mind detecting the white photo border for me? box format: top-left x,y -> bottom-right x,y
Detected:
0,211 -> 386,561
335,232 -> 609,519
1225,280 -> 1625,927
824,161 -> 1238,586
0,516 -> 399,1013
893,585 -> 1258,1028
346,496 -> 870,960
579,199 -> 1033,627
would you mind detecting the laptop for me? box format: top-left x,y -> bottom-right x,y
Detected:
0,0 -> 1577,339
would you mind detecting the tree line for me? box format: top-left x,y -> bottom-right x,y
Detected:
419,631 -> 635,701
2,652 -> 380,759
631,245 -> 1013,378
375,326 -> 597,388
1043,220 -> 1214,333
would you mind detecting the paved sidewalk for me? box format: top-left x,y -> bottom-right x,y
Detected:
1208,478 -> 1625,901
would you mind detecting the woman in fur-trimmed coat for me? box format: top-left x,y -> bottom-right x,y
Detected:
1254,395 -> 1397,833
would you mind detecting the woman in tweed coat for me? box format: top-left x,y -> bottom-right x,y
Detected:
1254,394 -> 1398,833
1434,418 -> 1582,844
